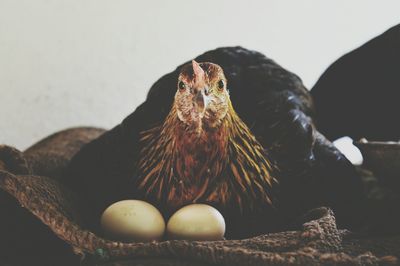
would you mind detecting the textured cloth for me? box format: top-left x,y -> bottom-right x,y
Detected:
0,127 -> 399,266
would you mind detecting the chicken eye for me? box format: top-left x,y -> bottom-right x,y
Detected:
217,80 -> 225,90
178,81 -> 186,91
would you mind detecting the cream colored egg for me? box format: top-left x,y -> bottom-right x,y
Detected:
100,200 -> 165,242
167,204 -> 225,241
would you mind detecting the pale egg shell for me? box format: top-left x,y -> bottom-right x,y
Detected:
167,204 -> 225,241
100,200 -> 165,242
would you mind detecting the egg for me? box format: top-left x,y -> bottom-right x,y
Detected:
166,204 -> 226,241
100,200 -> 165,242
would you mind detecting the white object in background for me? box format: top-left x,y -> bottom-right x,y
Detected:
333,136 -> 363,165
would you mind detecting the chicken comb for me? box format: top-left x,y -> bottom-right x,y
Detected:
192,60 -> 205,82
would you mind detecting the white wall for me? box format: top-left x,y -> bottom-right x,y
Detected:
1,0 -> 399,150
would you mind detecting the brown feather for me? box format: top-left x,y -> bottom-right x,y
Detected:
137,98 -> 277,211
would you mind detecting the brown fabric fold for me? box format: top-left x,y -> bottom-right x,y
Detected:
0,128 -> 399,266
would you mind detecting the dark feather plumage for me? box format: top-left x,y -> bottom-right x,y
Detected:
64,47 -> 364,238
311,24 -> 400,141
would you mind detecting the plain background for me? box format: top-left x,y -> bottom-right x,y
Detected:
1,0 -> 399,150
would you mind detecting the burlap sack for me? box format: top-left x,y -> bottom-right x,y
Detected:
0,128 -> 398,266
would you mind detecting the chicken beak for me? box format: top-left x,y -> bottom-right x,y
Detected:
194,89 -> 208,114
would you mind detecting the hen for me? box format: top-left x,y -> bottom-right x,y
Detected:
65,47 -> 364,238
138,60 -> 276,212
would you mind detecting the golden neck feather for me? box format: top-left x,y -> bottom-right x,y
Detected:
137,101 -> 277,211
